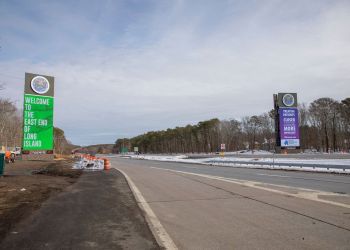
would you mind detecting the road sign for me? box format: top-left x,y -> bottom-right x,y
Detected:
134,147 -> 139,152
121,147 -> 128,153
22,73 -> 54,151
279,108 -> 300,147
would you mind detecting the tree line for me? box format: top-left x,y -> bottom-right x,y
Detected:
0,98 -> 22,149
114,97 -> 350,154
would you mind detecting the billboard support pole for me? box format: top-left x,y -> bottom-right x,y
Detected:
273,94 -> 281,153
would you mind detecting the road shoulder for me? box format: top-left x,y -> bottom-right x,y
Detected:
0,169 -> 160,250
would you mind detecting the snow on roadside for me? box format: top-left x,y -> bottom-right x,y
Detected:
127,154 -> 200,164
203,161 -> 350,173
125,154 -> 350,173
229,150 -> 273,155
202,156 -> 350,166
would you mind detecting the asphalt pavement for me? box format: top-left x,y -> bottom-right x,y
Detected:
0,169 -> 160,250
118,157 -> 350,194
110,157 -> 350,250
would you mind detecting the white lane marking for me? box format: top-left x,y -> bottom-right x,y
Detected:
150,167 -> 350,209
256,173 -> 350,184
115,167 -> 178,250
256,173 -> 290,178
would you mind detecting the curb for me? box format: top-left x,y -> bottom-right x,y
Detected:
114,167 -> 178,250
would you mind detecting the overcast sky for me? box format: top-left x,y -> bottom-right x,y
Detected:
0,0 -> 349,145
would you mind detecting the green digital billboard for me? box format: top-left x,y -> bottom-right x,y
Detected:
22,73 -> 55,151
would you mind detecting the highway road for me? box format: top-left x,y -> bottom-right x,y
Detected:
109,157 -> 350,250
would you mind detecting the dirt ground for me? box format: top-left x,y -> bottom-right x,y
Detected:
0,158 -> 82,242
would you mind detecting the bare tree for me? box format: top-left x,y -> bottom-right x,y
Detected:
0,99 -> 20,148
242,116 -> 263,151
259,113 -> 274,151
54,127 -> 70,155
220,119 -> 242,151
340,98 -> 350,150
309,98 -> 339,152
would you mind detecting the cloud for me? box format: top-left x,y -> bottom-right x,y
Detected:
1,0 -> 350,145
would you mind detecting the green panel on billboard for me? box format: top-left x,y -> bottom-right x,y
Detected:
22,94 -> 54,150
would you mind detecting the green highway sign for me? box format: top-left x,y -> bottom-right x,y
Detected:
121,147 -> 128,153
22,73 -> 55,151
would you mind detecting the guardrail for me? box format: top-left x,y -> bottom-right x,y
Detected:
205,160 -> 350,171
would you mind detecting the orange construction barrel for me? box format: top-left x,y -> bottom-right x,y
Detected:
103,159 -> 111,170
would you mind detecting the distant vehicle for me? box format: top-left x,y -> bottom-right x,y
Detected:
13,146 -> 21,156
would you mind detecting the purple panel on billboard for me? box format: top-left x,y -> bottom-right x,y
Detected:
279,108 -> 300,147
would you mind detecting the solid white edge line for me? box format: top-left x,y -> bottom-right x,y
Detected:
115,167 -> 178,250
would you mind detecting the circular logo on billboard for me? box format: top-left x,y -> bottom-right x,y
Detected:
282,94 -> 295,107
31,76 -> 50,94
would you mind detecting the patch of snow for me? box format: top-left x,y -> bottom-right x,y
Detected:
73,158 -> 104,170
230,150 -> 273,155
126,154 -> 350,174
204,157 -> 350,166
